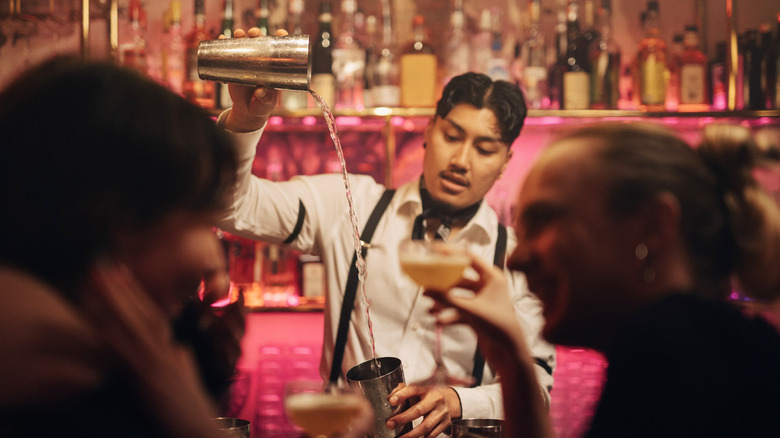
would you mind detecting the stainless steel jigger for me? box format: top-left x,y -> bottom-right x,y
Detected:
197,34 -> 311,91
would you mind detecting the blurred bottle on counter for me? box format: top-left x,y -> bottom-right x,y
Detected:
281,0 -> 308,110
485,8 -> 511,82
298,254 -> 326,304
471,9 -> 492,75
370,0 -> 400,107
332,0 -> 365,110
400,14 -> 437,107
581,0 -> 599,56
255,0 -> 270,35
666,33 -> 684,110
362,15 -> 378,108
589,0 -> 620,109
742,29 -> 763,109
773,13 -> 780,108
562,0 -> 590,110
163,0 -> 185,96
677,25 -> 709,112
709,41 -> 728,110
636,0 -> 668,110
519,0 -> 548,108
184,0 -> 215,108
547,0 -> 568,109
215,0 -> 235,109
443,0 -> 470,87
119,0 -> 148,76
311,0 -> 336,109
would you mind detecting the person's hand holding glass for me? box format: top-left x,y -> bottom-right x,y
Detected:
284,380 -> 371,438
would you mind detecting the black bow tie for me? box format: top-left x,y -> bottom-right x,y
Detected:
412,181 -> 481,240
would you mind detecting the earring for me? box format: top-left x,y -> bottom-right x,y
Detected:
422,142 -> 427,149
635,243 -> 655,283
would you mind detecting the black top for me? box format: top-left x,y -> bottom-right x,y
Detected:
586,294 -> 780,438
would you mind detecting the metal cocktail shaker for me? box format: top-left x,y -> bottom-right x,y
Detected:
197,35 -> 311,91
346,357 -> 413,438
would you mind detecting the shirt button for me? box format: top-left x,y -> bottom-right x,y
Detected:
411,323 -> 421,331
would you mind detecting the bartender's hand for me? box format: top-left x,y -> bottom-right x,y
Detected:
386,384 -> 462,438
221,27 -> 289,133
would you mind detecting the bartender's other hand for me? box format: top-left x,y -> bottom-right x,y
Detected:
222,28 -> 289,133
386,384 -> 461,438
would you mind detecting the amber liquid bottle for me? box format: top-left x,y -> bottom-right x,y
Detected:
589,0 -> 620,109
183,0 -> 215,108
636,0 -> 668,110
400,14 -> 437,107
678,25 -> 709,112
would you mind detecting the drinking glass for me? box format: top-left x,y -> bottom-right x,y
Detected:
284,379 -> 365,438
397,238 -> 474,387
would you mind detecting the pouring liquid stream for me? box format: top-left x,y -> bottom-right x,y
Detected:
310,90 -> 381,376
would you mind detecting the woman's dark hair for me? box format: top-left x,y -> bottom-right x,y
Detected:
436,72 -> 527,146
557,122 -> 780,301
0,56 -> 237,297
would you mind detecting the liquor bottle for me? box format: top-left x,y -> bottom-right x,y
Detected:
547,0 -> 568,109
400,14 -> 437,107
471,9 -> 492,75
119,0 -> 148,75
281,0 -> 308,110
442,0 -> 470,87
759,23 -> 773,109
332,0 -> 365,110
581,0 -> 599,55
163,0 -> 185,96
255,0 -> 270,36
589,0 -> 620,109
183,0 -> 215,108
298,253 -> 326,303
678,25 -> 709,112
370,0 -> 400,107
562,1 -> 590,110
215,0 -> 235,109
636,0 -> 668,110
485,8 -> 511,82
310,0 -> 336,109
773,13 -> 780,108
362,15 -> 378,108
709,41 -> 728,110
520,0 -> 548,108
666,33 -> 684,111
743,29 -> 764,109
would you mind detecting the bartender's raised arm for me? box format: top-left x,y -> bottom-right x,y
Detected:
222,28 -> 288,133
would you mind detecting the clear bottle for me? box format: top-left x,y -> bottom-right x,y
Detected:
370,0 -> 400,107
362,15 -> 378,108
310,0 -> 336,109
442,0 -> 470,87
332,0 -> 365,110
183,0 -> 215,108
562,0 -> 590,110
636,0 -> 668,110
119,0 -> 148,76
589,0 -> 620,109
255,0 -> 270,36
471,9 -> 492,75
281,0 -> 309,110
547,0 -> 568,109
581,0 -> 599,56
709,41 -> 728,110
400,14 -> 437,108
678,25 -> 709,111
163,0 -> 185,96
485,8 -> 511,82
666,33 -> 684,111
215,0 -> 235,109
519,0 -> 548,108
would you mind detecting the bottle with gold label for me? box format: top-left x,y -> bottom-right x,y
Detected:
400,14 -> 437,108
678,25 -> 709,112
636,0 -> 668,110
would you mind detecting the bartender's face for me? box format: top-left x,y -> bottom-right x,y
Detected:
508,139 -> 644,348
422,104 -> 512,211
115,211 -> 227,320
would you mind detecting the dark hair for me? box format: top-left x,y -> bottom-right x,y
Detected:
558,122 -> 780,301
0,56 -> 237,297
436,72 -> 527,146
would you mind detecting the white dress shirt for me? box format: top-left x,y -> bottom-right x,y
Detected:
217,120 -> 556,421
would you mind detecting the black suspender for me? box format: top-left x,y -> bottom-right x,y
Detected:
328,190 -> 508,387
329,189 -> 396,384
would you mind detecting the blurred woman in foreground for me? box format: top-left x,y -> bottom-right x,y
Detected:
427,122 -> 780,437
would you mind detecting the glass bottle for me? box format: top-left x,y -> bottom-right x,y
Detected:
666,33 -> 684,111
119,0 -> 148,76
485,7 -> 511,82
589,0 -> 620,109
370,0 -> 400,107
255,0 -> 270,36
362,15 -> 378,108
400,14 -> 437,108
636,0 -> 668,110
581,0 -> 599,55
773,13 -> 780,109
562,0 -> 590,110
215,0 -> 235,109
471,9 -> 492,75
709,41 -> 728,110
547,0 -> 568,109
183,0 -> 215,108
743,29 -> 763,110
443,0 -> 470,87
281,0 -> 309,110
520,0 -> 548,108
332,0 -> 365,110
311,0 -> 336,109
678,25 -> 709,111
163,0 -> 185,96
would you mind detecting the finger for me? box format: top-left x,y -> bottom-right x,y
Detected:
275,29 -> 289,36
234,28 -> 247,38
218,34 -> 226,39
247,27 -> 263,37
